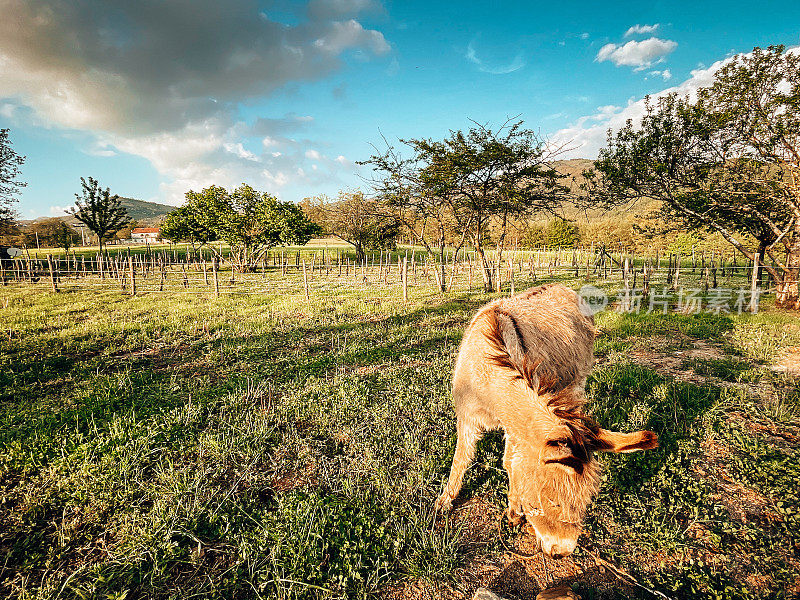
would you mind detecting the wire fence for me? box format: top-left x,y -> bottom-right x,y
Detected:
1,246 -> 766,313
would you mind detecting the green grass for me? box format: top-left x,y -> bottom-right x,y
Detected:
1,277 -> 799,599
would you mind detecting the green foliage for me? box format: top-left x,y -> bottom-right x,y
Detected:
0,128 -> 26,228
545,217 -> 580,248
590,45 -> 800,300
68,177 -> 130,252
162,184 -> 320,270
22,218 -> 80,252
313,191 -> 396,262
363,120 -> 572,290
521,223 -> 546,248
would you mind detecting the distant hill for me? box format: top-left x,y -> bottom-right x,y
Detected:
117,197 -> 176,224
549,158 -> 658,222
23,197 -> 176,227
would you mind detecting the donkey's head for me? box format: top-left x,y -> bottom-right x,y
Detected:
526,423 -> 658,558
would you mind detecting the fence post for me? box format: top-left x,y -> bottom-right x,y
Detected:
402,257 -> 408,302
47,254 -> 58,292
129,254 -> 136,295
302,259 -> 310,301
212,256 -> 220,298
749,252 -> 760,313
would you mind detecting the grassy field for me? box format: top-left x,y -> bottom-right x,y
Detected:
1,274 -> 799,599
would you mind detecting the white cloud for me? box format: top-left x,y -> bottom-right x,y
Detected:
0,0 -> 389,204
597,37 -> 677,69
49,205 -> 70,216
305,149 -> 322,160
466,42 -> 525,75
223,142 -> 259,162
649,68 -> 672,81
625,24 -> 660,37
313,19 -> 390,55
580,32 -> 590,40
0,1 -> 391,135
553,57 -> 732,159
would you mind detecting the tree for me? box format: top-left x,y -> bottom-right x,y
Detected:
114,220 -> 138,243
219,184 -> 320,271
360,139 -> 470,291
308,191 -> 396,263
23,218 -> 80,252
162,184 -> 319,271
0,129 -> 26,234
362,120 -> 572,291
67,177 -> 130,252
545,218 -> 580,248
588,46 -> 800,307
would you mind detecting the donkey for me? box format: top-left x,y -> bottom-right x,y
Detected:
436,284 -> 657,558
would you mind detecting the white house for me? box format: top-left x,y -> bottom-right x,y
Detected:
131,227 -> 161,242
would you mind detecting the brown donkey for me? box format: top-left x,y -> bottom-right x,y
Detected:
436,284 -> 657,558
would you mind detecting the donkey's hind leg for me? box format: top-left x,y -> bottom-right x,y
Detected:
435,414 -> 482,512
503,433 -> 525,526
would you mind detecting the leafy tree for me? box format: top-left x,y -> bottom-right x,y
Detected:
114,220 -> 138,243
24,218 -> 80,252
588,46 -> 800,307
521,223 -> 546,249
362,120 -> 571,291
163,184 -> 319,271
307,191 -> 396,263
0,129 -> 26,234
545,218 -> 580,248
360,140 -> 469,291
67,177 -> 130,252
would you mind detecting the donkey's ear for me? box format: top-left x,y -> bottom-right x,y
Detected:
542,428 -> 589,474
592,429 -> 658,453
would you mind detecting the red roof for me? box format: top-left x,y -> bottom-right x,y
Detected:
132,227 -> 160,234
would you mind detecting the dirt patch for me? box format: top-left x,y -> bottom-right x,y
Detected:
773,346 -> 800,377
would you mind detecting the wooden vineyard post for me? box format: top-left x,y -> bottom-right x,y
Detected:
47,254 -> 58,292
202,260 -> 209,286
302,259 -> 310,301
129,254 -> 136,296
212,256 -> 220,298
749,253 -> 760,313
402,257 -> 408,302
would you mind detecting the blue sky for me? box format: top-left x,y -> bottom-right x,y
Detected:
2,0 -> 799,219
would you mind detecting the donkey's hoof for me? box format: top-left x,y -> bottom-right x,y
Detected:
434,493 -> 453,513
506,507 -> 525,527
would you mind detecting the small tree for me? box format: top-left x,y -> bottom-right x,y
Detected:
68,177 -> 129,253
311,191 -> 396,263
362,120 -> 572,291
0,129 -> 26,233
164,185 -> 319,271
545,218 -> 580,248
24,218 -> 80,252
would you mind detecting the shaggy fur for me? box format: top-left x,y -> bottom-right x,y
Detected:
436,284 -> 658,558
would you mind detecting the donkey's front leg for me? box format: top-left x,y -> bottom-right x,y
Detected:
436,415 -> 481,512
503,433 -> 525,526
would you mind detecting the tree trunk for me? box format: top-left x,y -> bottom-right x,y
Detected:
775,236 -> 800,309
475,245 -> 493,292
437,246 -> 447,293
354,244 -> 365,264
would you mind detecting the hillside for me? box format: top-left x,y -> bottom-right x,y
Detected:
116,197 -> 175,224
24,197 -> 175,227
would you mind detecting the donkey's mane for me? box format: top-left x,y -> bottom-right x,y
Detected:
484,306 -> 602,448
